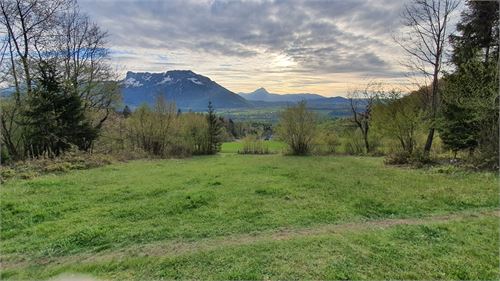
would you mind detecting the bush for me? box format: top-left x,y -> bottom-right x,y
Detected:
238,136 -> 270,154
277,101 -> 317,155
0,150 -> 116,182
384,151 -> 412,165
0,167 -> 16,182
384,150 -> 436,167
342,130 -> 365,155
313,132 -> 340,155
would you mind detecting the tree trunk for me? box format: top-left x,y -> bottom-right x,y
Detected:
424,56 -> 441,156
363,130 -> 370,154
423,128 -> 435,156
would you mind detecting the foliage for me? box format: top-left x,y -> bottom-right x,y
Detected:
440,60 -> 499,168
205,101 -> 224,154
450,0 -> 499,66
438,0 -> 499,169
397,0 -> 460,156
0,98 -> 26,161
221,141 -> 285,154
238,136 -> 270,154
0,0 -> 118,160
122,106 -> 132,118
22,62 -> 98,158
0,148 -> 114,182
372,91 -> 425,154
180,112 -> 210,155
277,101 -> 317,155
127,97 -> 187,157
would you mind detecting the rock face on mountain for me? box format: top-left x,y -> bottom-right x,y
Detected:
239,87 -> 326,102
121,70 -> 250,110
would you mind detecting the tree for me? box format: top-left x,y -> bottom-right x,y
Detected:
348,82 -> 383,154
277,101 -> 317,155
56,5 -> 120,130
0,0 -> 118,159
372,91 -> 424,155
439,0 -> 499,168
23,61 -> 97,158
438,101 -> 478,158
396,0 -> 460,156
0,0 -> 71,159
205,101 -> 223,154
450,1 -> 499,66
127,96 -> 180,157
122,105 -> 132,118
439,58 -> 498,165
0,0 -> 70,96
180,112 -> 208,155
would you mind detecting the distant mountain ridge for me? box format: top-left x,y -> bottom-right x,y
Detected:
121,70 -> 250,110
119,70 -> 353,117
239,87 -> 326,102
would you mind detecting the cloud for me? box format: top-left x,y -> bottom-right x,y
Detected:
78,0 -> 423,95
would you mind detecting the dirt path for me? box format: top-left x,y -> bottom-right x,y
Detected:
2,209 -> 498,270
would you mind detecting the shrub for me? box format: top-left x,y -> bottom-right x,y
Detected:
277,101 -> 317,155
0,168 -> 16,182
313,131 -> 340,155
127,98 -> 183,157
239,136 -> 270,154
384,150 -> 436,167
342,130 -> 365,155
384,151 -> 412,165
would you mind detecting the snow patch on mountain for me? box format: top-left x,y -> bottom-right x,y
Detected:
187,77 -> 203,85
124,77 -> 143,87
158,75 -> 173,85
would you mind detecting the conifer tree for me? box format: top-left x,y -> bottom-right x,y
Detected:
205,101 -> 223,154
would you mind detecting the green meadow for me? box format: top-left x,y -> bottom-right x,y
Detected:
1,149 -> 498,280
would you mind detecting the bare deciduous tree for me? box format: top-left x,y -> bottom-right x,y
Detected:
396,0 -> 460,156
0,0 -> 69,95
348,82 -> 384,154
56,6 -> 120,129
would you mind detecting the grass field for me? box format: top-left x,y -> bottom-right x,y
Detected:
0,152 -> 498,280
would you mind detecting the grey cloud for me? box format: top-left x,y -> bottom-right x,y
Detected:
79,0 -> 407,76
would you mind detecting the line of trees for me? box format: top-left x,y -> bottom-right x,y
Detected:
123,98 -> 223,157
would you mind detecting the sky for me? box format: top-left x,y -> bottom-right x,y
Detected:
79,0 -> 454,97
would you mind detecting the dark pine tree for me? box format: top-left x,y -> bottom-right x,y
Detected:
206,101 -> 223,154
438,102 -> 478,158
122,105 -> 132,118
23,61 -> 97,157
450,0 -> 499,65
439,0 -> 499,168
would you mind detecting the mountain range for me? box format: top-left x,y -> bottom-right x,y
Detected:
238,87 -> 325,102
122,70 -> 250,110
120,70 -> 351,111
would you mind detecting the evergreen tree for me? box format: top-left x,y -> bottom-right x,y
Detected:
23,62 -> 97,157
440,56 -> 499,165
438,101 -> 478,158
122,105 -> 132,118
451,1 -> 499,65
438,0 -> 499,168
205,101 -> 223,154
